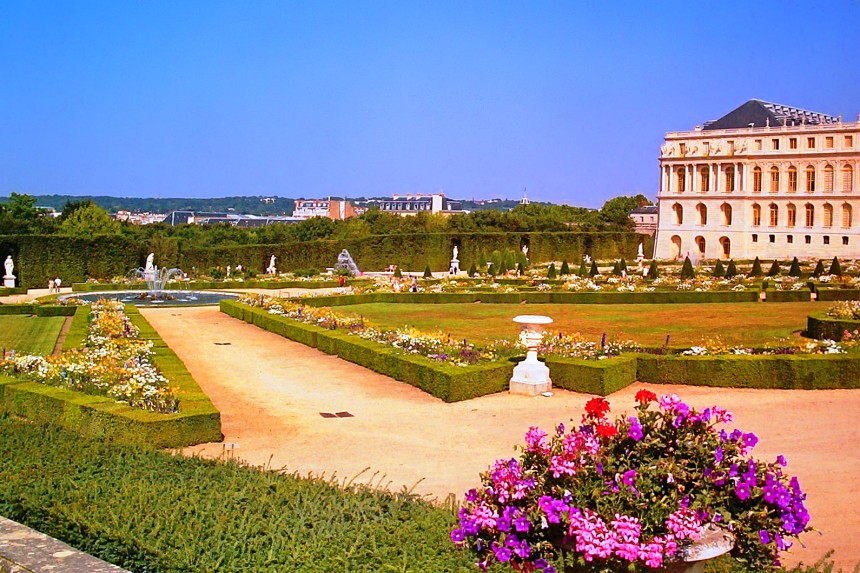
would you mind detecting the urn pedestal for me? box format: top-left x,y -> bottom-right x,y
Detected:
510,315 -> 553,396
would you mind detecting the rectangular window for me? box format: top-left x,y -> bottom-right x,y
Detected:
787,235 -> 793,244
846,135 -> 854,148
728,141 -> 735,154
772,139 -> 780,150
805,235 -> 811,244
753,208 -> 761,226
787,208 -> 796,227
824,236 -> 830,245
769,234 -> 775,243
807,137 -> 816,149
753,169 -> 762,193
826,136 -> 834,148
755,139 -> 763,150
752,234 -> 758,242
843,236 -> 850,246
788,170 -> 797,193
789,138 -> 798,149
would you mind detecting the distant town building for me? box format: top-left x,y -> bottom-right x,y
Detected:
292,199 -> 358,220
630,205 -> 658,235
160,210 -> 302,227
360,193 -> 466,216
654,100 -> 860,260
115,210 -> 166,225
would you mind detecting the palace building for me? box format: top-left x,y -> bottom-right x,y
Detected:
653,100 -> 860,260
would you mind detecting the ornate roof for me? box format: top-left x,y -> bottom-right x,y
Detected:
702,99 -> 838,131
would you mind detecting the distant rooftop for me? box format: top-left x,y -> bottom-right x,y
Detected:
702,99 -> 839,131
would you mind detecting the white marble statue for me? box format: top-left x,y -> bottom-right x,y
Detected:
266,255 -> 277,275
452,245 -> 458,261
3,255 -> 13,278
522,244 -> 528,257
637,243 -> 644,260
145,253 -> 155,271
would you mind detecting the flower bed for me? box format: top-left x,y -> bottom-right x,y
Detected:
452,392 -> 811,572
807,301 -> 860,342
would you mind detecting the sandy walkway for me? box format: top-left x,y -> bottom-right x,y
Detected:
142,306 -> 860,570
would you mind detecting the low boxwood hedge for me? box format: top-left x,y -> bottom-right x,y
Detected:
545,355 -> 637,396
807,311 -> 860,342
0,305 -> 222,447
814,287 -> 860,302
0,304 -> 77,316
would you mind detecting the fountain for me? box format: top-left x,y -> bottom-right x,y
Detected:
128,265 -> 186,301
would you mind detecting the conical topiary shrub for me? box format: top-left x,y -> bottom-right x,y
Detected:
517,262 -> 524,275
560,260 -> 570,276
749,256 -> 763,277
647,259 -> 659,279
393,266 -> 403,279
578,261 -> 588,277
499,261 -> 508,275
725,260 -> 738,279
589,261 -> 600,277
829,256 -> 842,276
488,263 -> 498,277
619,258 -> 628,273
680,256 -> 695,279
547,263 -> 557,280
423,265 -> 433,278
611,260 -> 621,276
767,260 -> 781,277
812,260 -> 825,278
468,262 -> 477,277
788,257 -> 802,277
712,259 -> 725,277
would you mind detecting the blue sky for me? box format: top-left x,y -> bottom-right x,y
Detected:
2,1 -> 858,207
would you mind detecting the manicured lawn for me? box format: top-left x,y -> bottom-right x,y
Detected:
338,302 -> 822,348
0,315 -> 65,355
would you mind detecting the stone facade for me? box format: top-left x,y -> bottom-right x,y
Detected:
654,100 -> 860,260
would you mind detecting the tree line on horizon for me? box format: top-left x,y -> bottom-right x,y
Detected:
0,192 -> 651,248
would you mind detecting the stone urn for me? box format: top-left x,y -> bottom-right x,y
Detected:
509,315 -> 553,395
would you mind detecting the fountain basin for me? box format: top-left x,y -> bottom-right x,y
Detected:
63,290 -> 240,307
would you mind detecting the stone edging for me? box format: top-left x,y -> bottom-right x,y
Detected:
0,516 -> 129,573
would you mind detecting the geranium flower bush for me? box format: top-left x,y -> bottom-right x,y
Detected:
452,391 -> 811,572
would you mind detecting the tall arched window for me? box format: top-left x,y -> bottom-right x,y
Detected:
824,165 -> 834,193
769,203 -> 778,226
696,203 -> 707,225
770,167 -> 780,193
695,236 -> 706,256
725,166 -> 735,192
719,237 -> 731,259
786,203 -> 796,227
752,203 -> 761,226
700,167 -> 710,193
720,203 -> 732,226
677,168 -> 686,193
844,165 -> 855,193
673,203 -> 684,225
805,203 -> 815,227
753,167 -> 762,193
788,166 -> 798,193
843,204 -> 853,227
805,165 -> 816,193
670,236 -> 682,259
823,203 -> 833,227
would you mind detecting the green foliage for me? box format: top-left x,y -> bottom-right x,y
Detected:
293,267 -> 320,278
611,260 -> 621,275
488,263 -> 497,276
619,258 -> 627,272
516,249 -> 528,269
748,256 -> 763,277
767,260 -> 781,277
547,263 -> 557,279
789,257 -> 802,277
680,256 -> 695,279
647,259 -> 658,279
724,260 -> 738,278
829,256 -> 842,276
499,260 -> 509,275
467,262 -> 477,277
812,260 -> 826,278
490,249 -> 503,268
59,203 -> 120,237
578,260 -> 588,277
589,261 -> 600,277
559,260 -> 570,276
423,264 -> 432,278
598,194 -> 651,229
0,315 -> 65,355
516,262 -> 524,275
393,265 -> 403,278
0,416 -> 474,573
712,259 -> 725,277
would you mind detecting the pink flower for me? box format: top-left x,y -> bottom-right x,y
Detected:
524,426 -> 550,454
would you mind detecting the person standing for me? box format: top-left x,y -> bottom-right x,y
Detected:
54,276 -> 62,291
48,278 -> 55,293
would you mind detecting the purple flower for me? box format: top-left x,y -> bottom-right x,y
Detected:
514,515 -> 530,533
622,469 -> 637,487
714,445 -> 724,464
493,543 -> 512,562
760,530 -> 771,545
743,432 -> 759,449
736,482 -> 751,501
450,528 -> 465,543
628,417 -> 643,441
777,454 -> 787,467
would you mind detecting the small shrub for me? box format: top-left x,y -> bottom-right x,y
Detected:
488,263 -> 498,276
393,266 -> 403,279
725,259 -> 738,279
293,268 -> 320,278
646,259 -> 658,279
789,257 -> 802,277
829,256 -> 842,276
812,260 -> 825,278
680,256 -> 695,279
560,260 -> 570,276
547,263 -> 557,280
749,256 -> 763,277
468,263 -> 477,277
619,258 -> 627,272
208,267 -> 225,280
589,261 -> 600,277
578,261 -> 588,277
767,260 -> 781,277
712,260 -> 725,278
516,262 -> 524,275
423,265 -> 432,278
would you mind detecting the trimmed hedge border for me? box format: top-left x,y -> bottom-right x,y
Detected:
814,288 -> 860,301
224,299 -> 860,398
71,279 -> 351,292
0,304 -> 77,316
807,311 -> 860,342
0,305 -> 222,447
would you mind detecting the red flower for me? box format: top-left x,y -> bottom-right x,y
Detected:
584,397 -> 611,419
635,389 -> 657,404
595,423 -> 618,438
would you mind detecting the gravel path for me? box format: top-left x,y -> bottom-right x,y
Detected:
142,306 -> 860,570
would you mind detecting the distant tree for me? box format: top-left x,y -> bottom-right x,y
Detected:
647,259 -> 659,279
725,260 -> 738,279
680,256 -> 695,279
59,203 -> 119,237
767,260 -> 781,277
560,260 -> 570,276
829,257 -> 842,276
491,250 -> 503,269
547,263 -> 557,279
598,194 -> 652,228
516,250 -> 529,269
712,260 -> 725,277
423,265 -> 432,278
748,257 -> 763,277
488,263 -> 498,276
788,257 -> 802,277
812,260 -> 825,278
0,192 -> 49,234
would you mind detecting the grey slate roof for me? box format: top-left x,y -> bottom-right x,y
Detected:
702,100 -> 838,131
